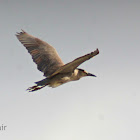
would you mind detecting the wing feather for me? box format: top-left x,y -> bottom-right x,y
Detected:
49,49 -> 99,78
16,30 -> 64,77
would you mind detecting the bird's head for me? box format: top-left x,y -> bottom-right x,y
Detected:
77,68 -> 96,78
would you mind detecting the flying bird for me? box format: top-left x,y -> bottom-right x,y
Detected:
16,30 -> 99,92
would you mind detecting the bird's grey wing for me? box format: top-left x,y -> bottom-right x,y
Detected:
49,48 -> 99,78
16,30 -> 64,77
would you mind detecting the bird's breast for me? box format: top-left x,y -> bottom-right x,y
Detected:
49,69 -> 81,88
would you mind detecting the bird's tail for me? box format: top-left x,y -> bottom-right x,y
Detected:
27,78 -> 50,92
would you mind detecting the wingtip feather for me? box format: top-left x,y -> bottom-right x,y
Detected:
15,29 -> 26,36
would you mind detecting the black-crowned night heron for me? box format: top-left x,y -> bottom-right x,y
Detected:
16,30 -> 99,92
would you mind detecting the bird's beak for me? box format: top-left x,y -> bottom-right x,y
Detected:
87,73 -> 96,77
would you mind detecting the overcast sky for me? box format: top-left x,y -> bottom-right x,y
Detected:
0,0 -> 140,140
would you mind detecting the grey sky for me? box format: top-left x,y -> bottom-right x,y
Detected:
0,1 -> 140,140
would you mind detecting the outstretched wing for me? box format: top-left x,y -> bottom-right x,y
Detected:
49,48 -> 99,78
16,30 -> 64,77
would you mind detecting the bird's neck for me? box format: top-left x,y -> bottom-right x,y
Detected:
72,69 -> 81,80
